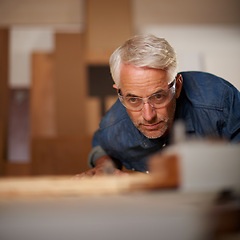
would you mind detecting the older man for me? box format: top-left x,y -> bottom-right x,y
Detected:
82,34 -> 240,176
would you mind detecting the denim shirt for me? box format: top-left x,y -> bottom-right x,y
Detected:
89,71 -> 240,172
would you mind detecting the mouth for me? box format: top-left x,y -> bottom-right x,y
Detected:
142,122 -> 162,130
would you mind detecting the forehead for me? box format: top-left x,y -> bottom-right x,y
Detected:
119,64 -> 170,95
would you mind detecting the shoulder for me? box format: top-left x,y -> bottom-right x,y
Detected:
99,99 -> 130,129
180,71 -> 238,109
93,99 -> 144,150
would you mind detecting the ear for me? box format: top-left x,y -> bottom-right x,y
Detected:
113,84 -> 119,93
175,74 -> 183,99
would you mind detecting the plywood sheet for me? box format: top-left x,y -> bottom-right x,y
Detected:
55,33 -> 87,136
31,52 -> 56,137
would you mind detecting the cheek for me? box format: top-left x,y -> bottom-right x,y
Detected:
127,110 -> 141,123
127,111 -> 143,127
165,99 -> 176,120
156,108 -> 168,118
156,99 -> 176,119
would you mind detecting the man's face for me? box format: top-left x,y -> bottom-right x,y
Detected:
117,64 -> 182,139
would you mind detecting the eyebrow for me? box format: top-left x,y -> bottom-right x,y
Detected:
126,93 -> 139,98
125,89 -> 165,98
122,79 -> 175,98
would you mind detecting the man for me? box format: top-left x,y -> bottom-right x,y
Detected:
81,34 -> 240,176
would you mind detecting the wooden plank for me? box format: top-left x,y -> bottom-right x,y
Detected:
0,154 -> 179,198
4,163 -> 31,176
85,97 -> 101,136
0,169 -> 179,199
55,33 -> 87,136
31,136 -> 92,175
31,35 -> 91,176
31,52 -> 56,137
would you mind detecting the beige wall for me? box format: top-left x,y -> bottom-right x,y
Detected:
132,0 -> 240,30
0,0 -> 85,27
1,0 -> 239,28
5,0 -> 240,88
85,0 -> 132,64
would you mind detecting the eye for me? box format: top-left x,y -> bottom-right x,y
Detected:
155,93 -> 164,99
151,92 -> 167,103
126,97 -> 141,105
128,97 -> 138,103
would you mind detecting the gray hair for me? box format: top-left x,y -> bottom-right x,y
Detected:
109,34 -> 178,88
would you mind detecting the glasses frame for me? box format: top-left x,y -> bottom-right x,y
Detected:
118,79 -> 176,112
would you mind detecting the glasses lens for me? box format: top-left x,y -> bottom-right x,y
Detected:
124,96 -> 142,109
149,87 -> 175,109
118,80 -> 176,111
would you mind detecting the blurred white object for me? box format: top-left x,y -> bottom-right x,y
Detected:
166,121 -> 240,192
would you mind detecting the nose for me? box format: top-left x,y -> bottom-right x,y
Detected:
142,102 -> 157,122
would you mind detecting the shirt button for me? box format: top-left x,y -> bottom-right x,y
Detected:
143,142 -> 147,147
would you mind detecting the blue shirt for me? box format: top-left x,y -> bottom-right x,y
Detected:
89,71 -> 240,172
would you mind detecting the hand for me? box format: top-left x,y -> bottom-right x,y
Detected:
74,166 -> 127,178
74,156 -> 128,179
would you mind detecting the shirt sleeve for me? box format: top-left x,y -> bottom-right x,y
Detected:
88,145 -> 107,168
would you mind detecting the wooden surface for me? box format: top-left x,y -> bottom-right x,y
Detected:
0,174 -> 177,200
0,155 -> 179,199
